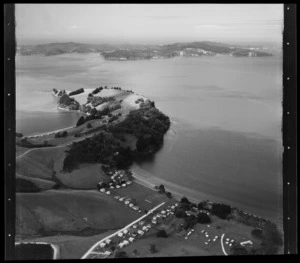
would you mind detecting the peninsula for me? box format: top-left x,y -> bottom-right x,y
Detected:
17,41 -> 273,60
15,86 -> 283,258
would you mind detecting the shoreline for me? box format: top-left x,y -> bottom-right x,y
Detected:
130,164 -> 283,229
26,125 -> 76,138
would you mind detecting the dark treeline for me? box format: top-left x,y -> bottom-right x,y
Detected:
63,107 -> 170,172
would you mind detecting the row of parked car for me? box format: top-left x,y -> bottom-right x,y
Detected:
114,195 -> 142,213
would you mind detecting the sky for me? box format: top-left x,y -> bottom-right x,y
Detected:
15,4 -> 284,45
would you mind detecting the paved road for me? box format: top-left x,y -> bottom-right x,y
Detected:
220,234 -> 228,256
81,201 -> 165,259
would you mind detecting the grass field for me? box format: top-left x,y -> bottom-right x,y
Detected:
16,146 -> 108,189
16,189 -> 140,239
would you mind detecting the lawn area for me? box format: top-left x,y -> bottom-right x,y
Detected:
108,182 -> 174,212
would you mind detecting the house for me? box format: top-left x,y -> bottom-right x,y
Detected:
122,184 -> 127,187
161,211 -> 166,214
118,232 -> 123,237
133,206 -> 139,211
129,237 -> 134,242
132,224 -> 137,229
123,229 -> 128,235
116,185 -> 121,189
124,201 -> 130,205
152,220 -> 157,224
126,181 -> 132,185
139,221 -> 145,226
106,191 -> 111,195
142,226 -> 147,231
106,239 -> 111,245
114,196 -> 120,200
119,197 -> 125,202
129,203 -> 134,207
100,188 -> 105,192
123,240 -> 129,245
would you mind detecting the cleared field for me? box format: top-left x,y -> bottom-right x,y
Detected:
16,173 -> 56,191
16,190 -> 139,238
16,146 -> 107,189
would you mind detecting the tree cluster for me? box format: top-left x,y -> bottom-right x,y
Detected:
92,87 -> 103,95
54,131 -> 68,138
156,230 -> 168,238
69,88 -> 84,96
211,203 -> 232,220
197,212 -> 211,224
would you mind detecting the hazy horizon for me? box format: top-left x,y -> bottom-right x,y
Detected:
16,4 -> 283,47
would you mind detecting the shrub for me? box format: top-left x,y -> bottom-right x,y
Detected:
197,212 -> 212,224
211,203 -> 231,219
166,192 -> 172,198
158,184 -> 165,194
76,116 -> 85,127
180,196 -> 191,205
174,208 -> 186,218
156,230 -> 168,238
183,215 -> 197,230
69,88 -> 84,96
149,244 -> 157,254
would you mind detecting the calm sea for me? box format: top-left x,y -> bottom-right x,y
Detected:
16,53 -> 283,225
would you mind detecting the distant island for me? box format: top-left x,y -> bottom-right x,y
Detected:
17,41 -> 273,60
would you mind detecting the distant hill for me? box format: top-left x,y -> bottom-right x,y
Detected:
17,41 -> 273,59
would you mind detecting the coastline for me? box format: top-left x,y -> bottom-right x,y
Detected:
26,125 -> 76,138
131,163 -> 283,230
